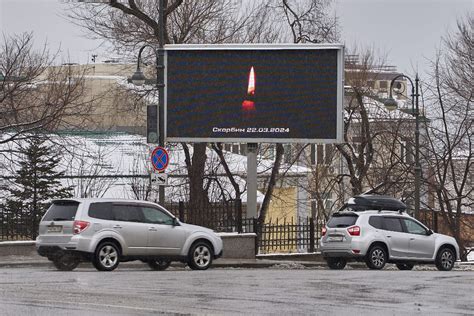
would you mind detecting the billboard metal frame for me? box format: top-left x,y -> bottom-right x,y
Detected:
164,43 -> 344,144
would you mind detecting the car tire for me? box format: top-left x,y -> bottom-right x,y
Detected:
188,241 -> 213,270
435,247 -> 455,271
396,263 -> 414,270
148,259 -> 171,271
52,253 -> 80,271
366,245 -> 387,270
93,242 -> 120,271
326,258 -> 347,270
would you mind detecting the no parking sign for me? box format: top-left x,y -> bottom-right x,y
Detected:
151,146 -> 169,172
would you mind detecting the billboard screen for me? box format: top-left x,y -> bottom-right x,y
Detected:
165,44 -> 344,143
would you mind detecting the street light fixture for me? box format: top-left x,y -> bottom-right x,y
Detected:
383,74 -> 421,220
130,67 -> 146,86
383,97 -> 399,112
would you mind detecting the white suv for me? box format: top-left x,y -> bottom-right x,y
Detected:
320,195 -> 460,271
36,198 -> 223,271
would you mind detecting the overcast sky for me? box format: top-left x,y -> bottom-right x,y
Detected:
1,0 -> 472,76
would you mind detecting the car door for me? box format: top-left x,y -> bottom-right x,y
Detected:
111,204 -> 149,255
141,205 -> 186,256
381,216 -> 410,258
401,218 -> 436,259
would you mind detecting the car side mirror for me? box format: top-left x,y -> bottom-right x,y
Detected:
427,229 -> 434,235
173,218 -> 180,226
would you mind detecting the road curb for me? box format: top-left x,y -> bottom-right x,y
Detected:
0,260 -> 327,269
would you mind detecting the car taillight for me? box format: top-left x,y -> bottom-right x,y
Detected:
73,220 -> 90,234
347,225 -> 360,236
322,227 -> 327,236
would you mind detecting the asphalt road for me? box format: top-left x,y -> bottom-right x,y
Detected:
0,265 -> 472,316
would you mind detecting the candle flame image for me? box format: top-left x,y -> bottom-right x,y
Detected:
242,66 -> 256,111
247,66 -> 255,95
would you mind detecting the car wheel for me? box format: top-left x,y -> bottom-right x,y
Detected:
326,258 -> 347,270
435,247 -> 455,271
52,253 -> 80,271
93,242 -> 120,271
148,259 -> 171,271
188,241 -> 213,270
366,245 -> 387,270
396,263 -> 414,270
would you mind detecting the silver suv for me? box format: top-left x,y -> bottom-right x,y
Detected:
36,198 -> 223,271
320,195 -> 459,271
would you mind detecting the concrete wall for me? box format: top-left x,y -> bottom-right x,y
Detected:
217,233 -> 256,259
0,241 -> 36,256
1,234 -> 258,259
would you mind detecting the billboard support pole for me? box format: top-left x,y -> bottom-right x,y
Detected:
247,143 -> 258,219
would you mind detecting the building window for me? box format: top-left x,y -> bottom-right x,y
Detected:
240,144 -> 247,155
317,144 -> 324,165
379,80 -> 388,90
325,144 -> 334,165
262,144 -> 275,160
312,144 -> 335,165
232,144 -> 239,154
284,144 -> 292,164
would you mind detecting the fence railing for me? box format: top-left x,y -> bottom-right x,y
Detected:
257,217 -> 325,254
0,206 -> 39,241
1,200 -> 326,254
165,199 -> 248,233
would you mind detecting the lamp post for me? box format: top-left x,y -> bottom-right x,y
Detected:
130,0 -> 165,204
384,74 -> 421,219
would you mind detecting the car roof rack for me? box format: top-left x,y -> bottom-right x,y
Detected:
344,195 -> 407,213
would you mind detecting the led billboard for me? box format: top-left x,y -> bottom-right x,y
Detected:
165,44 -> 344,143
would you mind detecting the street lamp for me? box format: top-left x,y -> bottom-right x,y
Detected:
130,66 -> 146,86
130,0 -> 165,204
383,74 -> 421,220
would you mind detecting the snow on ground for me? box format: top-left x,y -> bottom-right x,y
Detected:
1,132 -> 309,203
468,249 -> 474,262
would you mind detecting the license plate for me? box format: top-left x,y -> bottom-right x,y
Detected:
327,236 -> 344,242
47,226 -> 62,233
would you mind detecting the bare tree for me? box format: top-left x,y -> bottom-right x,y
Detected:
334,48 -> 416,202
68,0 -> 279,210
281,0 -> 339,43
255,0 -> 339,226
67,0 -> 338,214
0,33 -> 92,147
423,14 -> 473,259
65,145 -> 120,198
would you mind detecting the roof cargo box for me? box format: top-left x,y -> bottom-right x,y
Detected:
347,195 -> 407,212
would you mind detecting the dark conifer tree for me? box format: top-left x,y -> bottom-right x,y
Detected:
5,135 -> 72,238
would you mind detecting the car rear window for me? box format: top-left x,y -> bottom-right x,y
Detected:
88,202 -> 114,220
42,201 -> 79,221
327,214 -> 358,228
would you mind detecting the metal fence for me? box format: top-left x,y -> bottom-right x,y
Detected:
165,200 -> 326,254
0,206 -> 40,241
257,217 -> 325,254
165,199 -> 248,233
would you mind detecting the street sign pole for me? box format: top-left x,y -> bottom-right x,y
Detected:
247,143 -> 258,219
